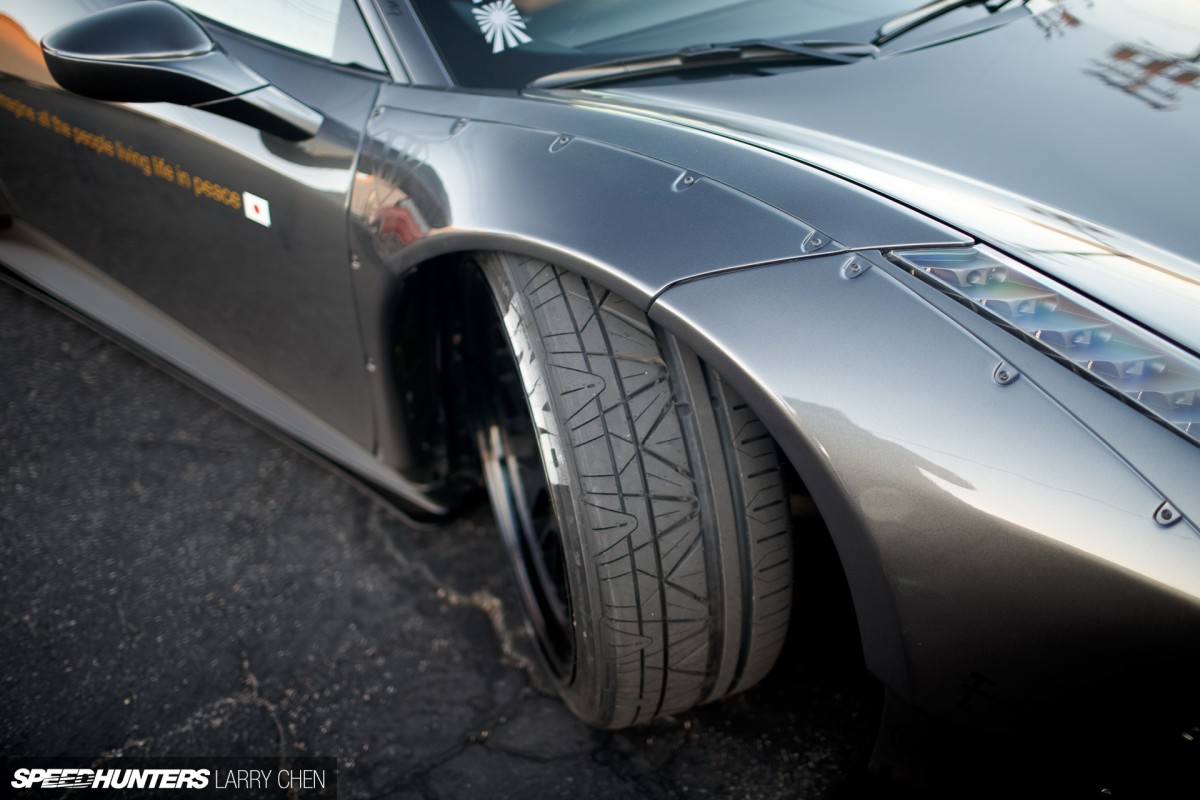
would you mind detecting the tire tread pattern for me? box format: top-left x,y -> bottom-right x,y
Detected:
491,255 -> 792,726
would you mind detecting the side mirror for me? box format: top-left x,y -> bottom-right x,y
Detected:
41,0 -> 322,141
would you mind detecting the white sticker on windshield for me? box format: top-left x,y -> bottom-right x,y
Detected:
472,0 -> 533,54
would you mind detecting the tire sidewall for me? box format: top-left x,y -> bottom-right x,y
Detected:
476,253 -> 617,725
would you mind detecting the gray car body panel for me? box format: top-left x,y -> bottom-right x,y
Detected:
2,0 -> 1199,727
345,85 -> 968,470
0,224 -> 448,515
0,1 -> 381,448
351,83 -> 971,308
652,251 -> 1200,725
597,0 -> 1200,356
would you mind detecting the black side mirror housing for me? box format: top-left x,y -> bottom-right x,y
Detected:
41,1 -> 322,141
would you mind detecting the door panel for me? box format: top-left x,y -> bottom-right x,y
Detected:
0,0 -> 381,447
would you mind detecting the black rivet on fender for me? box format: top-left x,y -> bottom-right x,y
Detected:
1155,501 -> 1182,527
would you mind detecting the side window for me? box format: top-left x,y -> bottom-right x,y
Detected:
175,0 -> 386,72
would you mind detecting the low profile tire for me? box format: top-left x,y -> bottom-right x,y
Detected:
467,252 -> 792,728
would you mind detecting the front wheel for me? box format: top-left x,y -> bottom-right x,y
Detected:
468,252 -> 792,728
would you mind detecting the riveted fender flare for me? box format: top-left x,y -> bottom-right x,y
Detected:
346,100 -> 966,477
347,107 -> 827,477
648,250 -> 1200,728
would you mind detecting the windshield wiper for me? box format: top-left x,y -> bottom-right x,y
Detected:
527,39 -> 877,91
874,0 -> 1031,46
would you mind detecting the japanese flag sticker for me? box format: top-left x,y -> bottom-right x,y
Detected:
243,192 -> 272,227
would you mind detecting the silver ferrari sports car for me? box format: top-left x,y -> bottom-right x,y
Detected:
2,0 -> 1198,744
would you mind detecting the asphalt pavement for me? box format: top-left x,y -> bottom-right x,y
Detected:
0,280 -> 890,798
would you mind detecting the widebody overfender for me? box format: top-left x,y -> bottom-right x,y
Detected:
347,85 -> 968,475
352,109 -> 836,311
650,250 -> 1200,727
349,85 -> 969,309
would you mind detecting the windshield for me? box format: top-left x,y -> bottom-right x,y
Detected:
406,0 -> 920,88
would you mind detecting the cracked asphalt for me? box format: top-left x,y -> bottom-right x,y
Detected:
0,280 -> 887,798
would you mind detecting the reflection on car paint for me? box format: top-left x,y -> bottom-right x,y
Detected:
352,125 -> 450,259
0,13 -> 50,84
1088,42 -> 1200,110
